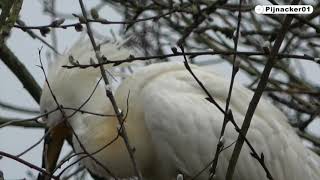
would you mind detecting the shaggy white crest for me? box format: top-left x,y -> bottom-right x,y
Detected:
47,38 -> 134,83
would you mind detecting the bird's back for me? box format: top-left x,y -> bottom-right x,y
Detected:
43,38 -> 319,179
115,62 -> 320,180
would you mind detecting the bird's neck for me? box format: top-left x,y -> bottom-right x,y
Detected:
58,73 -> 110,118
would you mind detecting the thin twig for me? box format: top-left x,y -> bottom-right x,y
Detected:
226,1 -> 300,179
62,50 -> 319,69
209,0 -> 243,178
78,0 -> 143,179
182,47 -> 273,180
0,100 -> 39,114
0,150 -> 59,180
0,108 -> 57,129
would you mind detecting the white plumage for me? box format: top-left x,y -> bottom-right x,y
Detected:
40,40 -> 320,180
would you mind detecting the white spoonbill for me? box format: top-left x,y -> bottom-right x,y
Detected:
40,40 -> 320,180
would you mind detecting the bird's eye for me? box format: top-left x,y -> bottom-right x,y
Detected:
44,109 -> 48,118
